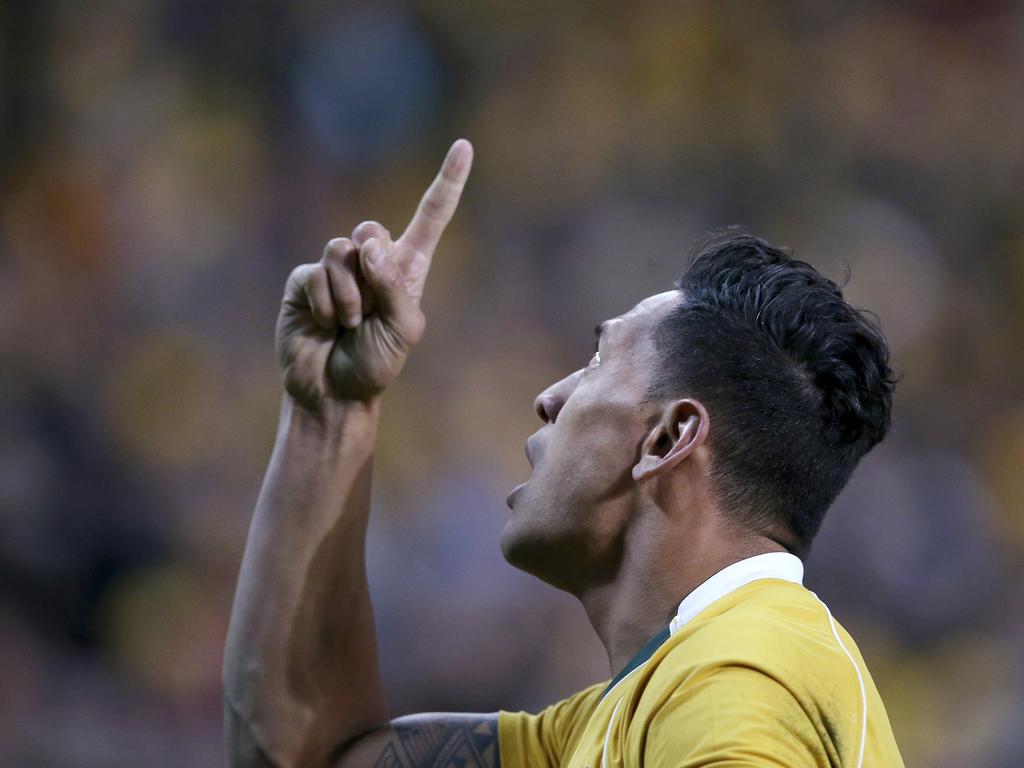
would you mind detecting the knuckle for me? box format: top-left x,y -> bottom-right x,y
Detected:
323,237 -> 353,258
420,197 -> 447,220
287,263 -> 314,286
355,220 -> 390,238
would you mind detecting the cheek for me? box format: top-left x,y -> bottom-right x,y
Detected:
546,405 -> 642,495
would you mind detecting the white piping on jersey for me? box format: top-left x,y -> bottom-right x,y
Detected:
601,698 -> 623,768
669,551 -> 805,635
812,592 -> 867,768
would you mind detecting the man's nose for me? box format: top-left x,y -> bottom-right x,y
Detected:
533,370 -> 582,424
534,391 -> 562,424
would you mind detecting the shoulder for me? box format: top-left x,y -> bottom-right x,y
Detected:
672,580 -> 838,667
640,579 -> 867,712
610,580 -> 903,767
639,664 -> 829,766
627,580 -> 875,765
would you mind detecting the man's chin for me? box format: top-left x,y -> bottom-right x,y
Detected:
498,516 -> 527,568
500,487 -> 536,565
499,515 -> 578,592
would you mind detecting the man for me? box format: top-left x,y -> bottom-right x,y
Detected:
224,139 -> 905,767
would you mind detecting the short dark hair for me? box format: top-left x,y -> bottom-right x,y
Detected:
648,226 -> 896,557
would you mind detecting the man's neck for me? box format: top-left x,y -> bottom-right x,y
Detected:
579,525 -> 788,675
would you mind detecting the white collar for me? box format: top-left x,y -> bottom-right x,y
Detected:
668,552 -> 804,635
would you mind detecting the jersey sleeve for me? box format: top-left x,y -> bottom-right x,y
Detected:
643,665 -> 825,767
498,681 -> 607,768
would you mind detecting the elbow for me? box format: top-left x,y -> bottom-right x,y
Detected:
222,645 -> 279,766
223,680 -> 339,768
223,670 -> 305,768
224,697 -> 284,768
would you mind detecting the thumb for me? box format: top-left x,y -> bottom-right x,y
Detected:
359,238 -> 425,342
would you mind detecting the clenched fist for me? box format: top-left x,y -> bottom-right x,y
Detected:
276,140 -> 473,408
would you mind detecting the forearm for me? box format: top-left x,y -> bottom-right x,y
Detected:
224,394 -> 388,768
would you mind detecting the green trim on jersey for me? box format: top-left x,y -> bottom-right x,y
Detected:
601,624 -> 671,699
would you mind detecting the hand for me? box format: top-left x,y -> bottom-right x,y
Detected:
276,139 -> 474,408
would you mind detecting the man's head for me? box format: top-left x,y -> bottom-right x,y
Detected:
501,227 -> 895,589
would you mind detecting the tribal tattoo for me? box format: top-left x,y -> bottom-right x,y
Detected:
371,715 -> 500,768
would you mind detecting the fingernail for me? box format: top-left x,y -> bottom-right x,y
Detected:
348,312 -> 362,327
366,245 -> 383,267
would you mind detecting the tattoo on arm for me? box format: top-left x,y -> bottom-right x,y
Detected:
371,715 -> 500,768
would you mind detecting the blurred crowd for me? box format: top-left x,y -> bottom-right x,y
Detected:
2,1 -> 1023,765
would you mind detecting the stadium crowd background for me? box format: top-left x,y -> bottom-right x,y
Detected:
2,1 -> 1024,765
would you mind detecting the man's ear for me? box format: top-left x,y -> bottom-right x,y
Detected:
632,399 -> 709,483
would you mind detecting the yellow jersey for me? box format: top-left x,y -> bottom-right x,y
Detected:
499,553 -> 904,767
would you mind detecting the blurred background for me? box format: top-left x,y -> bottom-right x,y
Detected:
2,0 -> 1023,765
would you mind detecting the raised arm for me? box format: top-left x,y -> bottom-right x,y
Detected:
223,141 -> 486,768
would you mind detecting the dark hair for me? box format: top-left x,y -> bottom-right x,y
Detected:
648,226 -> 896,557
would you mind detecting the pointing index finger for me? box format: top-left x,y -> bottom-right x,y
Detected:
400,139 -> 474,259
